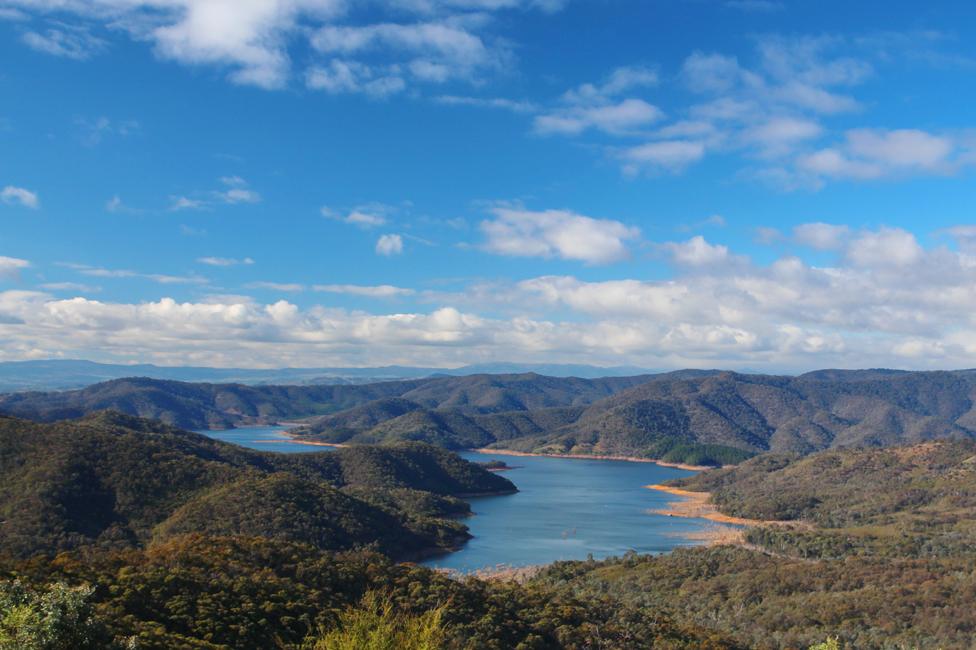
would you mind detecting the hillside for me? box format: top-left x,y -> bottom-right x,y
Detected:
291,370 -> 976,466
532,439 -> 976,648
0,372 -> 652,430
8,369 -> 976,467
0,411 -> 514,560
670,438 -> 976,557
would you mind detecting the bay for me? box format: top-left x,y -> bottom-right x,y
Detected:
199,427 -> 714,571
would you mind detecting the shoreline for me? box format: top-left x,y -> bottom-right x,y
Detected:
469,447 -> 715,471
645,484 -> 776,526
267,435 -> 349,448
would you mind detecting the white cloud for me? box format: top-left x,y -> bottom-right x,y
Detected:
310,21 -> 502,85
798,129 -> 961,180
7,0 -> 554,90
561,65 -> 658,104
1,185 -> 39,209
197,256 -> 255,267
0,256 -> 29,280
3,226 -> 976,369
664,236 -> 743,268
306,60 -> 406,97
620,140 -> 706,174
844,227 -> 923,268
479,208 -> 639,264
534,98 -> 664,136
170,196 -> 206,211
314,284 -> 415,297
245,281 -> 304,292
376,233 -> 404,256
792,222 -> 850,250
534,66 -> 663,137
61,262 -> 208,285
434,95 -> 537,113
218,187 -> 261,204
22,25 -> 105,59
39,282 -> 99,292
742,116 -> 822,157
170,177 -> 261,210
322,206 -> 389,228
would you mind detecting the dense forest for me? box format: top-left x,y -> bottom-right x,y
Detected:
0,411 -> 513,560
527,439 -> 976,648
4,369 -> 976,466
0,411 -> 736,648
4,408 -> 976,646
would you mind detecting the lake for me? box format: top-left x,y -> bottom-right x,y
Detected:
200,426 -> 714,571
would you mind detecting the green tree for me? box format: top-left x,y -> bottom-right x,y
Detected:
305,591 -> 446,650
0,580 -> 118,650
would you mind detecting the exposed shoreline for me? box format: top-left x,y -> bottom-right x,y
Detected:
469,447 -> 714,471
645,485 -> 763,526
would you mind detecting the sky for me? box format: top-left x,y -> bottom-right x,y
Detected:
1,0 -> 976,371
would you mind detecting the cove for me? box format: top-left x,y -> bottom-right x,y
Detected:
200,426 -> 714,571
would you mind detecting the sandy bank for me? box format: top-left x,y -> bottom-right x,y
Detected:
470,448 -> 714,471
645,484 -> 803,529
266,436 -> 349,448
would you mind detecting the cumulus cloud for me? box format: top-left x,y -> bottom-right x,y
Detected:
2,226 -> 976,369
792,222 -> 851,250
479,208 -> 639,264
797,128 -> 963,181
5,0 -> 555,90
1,185 -> 39,209
664,236 -> 744,268
376,234 -> 404,256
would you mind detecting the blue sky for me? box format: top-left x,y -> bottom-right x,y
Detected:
1,0 -> 976,371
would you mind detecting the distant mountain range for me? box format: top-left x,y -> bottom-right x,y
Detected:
6,368 -> 976,466
0,359 -> 654,392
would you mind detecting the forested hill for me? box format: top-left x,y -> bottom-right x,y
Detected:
295,369 -> 976,466
0,372 -> 654,430
6,369 -> 976,467
535,438 -> 976,649
0,411 -> 514,560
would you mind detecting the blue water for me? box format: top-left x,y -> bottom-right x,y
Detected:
424,452 -> 709,571
200,427 -> 713,571
200,425 -> 332,454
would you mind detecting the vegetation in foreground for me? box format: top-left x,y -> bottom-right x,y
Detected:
5,409 -> 976,647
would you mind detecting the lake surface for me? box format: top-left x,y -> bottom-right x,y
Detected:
200,426 -> 713,571
200,425 -> 332,454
